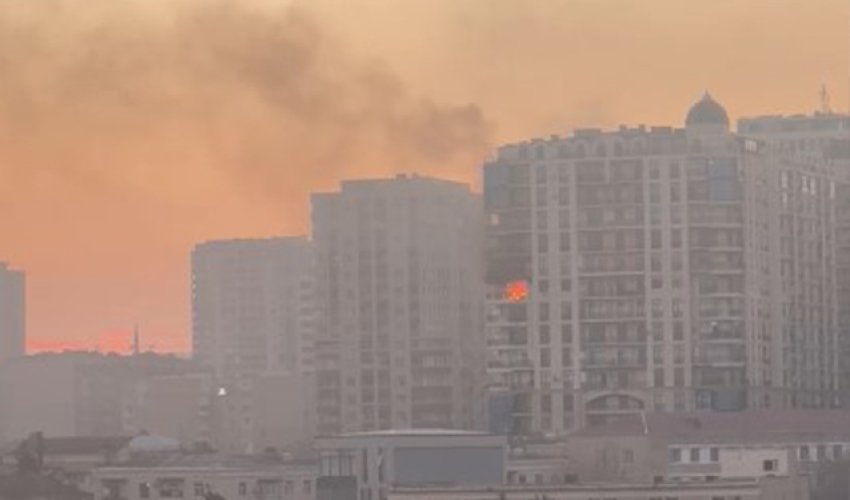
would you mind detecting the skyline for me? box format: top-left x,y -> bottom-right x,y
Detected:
2,0 -> 849,353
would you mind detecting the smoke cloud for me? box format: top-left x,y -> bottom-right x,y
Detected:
0,0 -> 491,199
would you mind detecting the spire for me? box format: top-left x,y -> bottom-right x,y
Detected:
133,323 -> 140,355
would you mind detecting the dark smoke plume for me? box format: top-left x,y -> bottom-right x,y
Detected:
0,0 -> 492,203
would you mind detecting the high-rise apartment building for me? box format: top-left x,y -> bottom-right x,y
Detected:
191,237 -> 315,377
738,112 -> 850,404
0,262 -> 25,365
483,94 -> 840,436
312,175 -> 485,434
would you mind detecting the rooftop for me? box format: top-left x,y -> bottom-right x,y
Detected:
574,410 -> 850,442
326,429 -> 495,439
0,436 -> 133,457
97,451 -> 317,470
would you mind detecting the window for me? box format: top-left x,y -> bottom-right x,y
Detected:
623,449 -> 634,464
158,479 -> 184,499
710,447 -> 719,462
670,164 -> 681,179
540,349 -> 551,368
651,230 -> 662,249
650,167 -> 660,180
239,482 -> 247,497
140,483 -> 151,499
673,322 -> 684,341
193,483 -> 205,497
671,229 -> 682,248
690,448 -> 700,463
650,183 -> 661,203
538,234 -> 549,253
763,459 -> 778,472
669,448 -> 682,463
562,324 -> 573,343
540,325 -> 551,344
670,183 -> 681,202
284,480 -> 294,494
799,446 -> 810,461
303,480 -> 312,494
539,302 -> 550,321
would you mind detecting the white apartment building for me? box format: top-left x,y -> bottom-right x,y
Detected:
311,175 -> 485,434
0,262 -> 25,365
192,237 -> 315,377
483,94 -> 840,436
737,112 -> 850,404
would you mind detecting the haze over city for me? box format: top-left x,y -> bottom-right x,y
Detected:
2,0 -> 848,353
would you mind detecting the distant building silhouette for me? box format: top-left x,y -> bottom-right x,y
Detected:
0,262 -> 25,366
191,237 -> 316,378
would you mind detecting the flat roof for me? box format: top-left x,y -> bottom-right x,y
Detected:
322,429 -> 496,439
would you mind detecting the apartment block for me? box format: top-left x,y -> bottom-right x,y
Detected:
483,94 -> 840,436
312,175 -> 485,434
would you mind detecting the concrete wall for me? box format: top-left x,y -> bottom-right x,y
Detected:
565,434 -> 660,483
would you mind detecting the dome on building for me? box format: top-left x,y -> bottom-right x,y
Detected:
685,92 -> 729,127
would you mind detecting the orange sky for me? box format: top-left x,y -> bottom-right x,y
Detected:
0,0 -> 848,353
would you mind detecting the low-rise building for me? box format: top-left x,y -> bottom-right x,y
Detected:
315,429 -> 506,500
388,477 -> 808,500
506,440 -> 573,486
91,451 -> 317,500
565,410 -> 850,484
0,434 -> 133,493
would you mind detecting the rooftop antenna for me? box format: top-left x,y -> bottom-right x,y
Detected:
820,83 -> 832,115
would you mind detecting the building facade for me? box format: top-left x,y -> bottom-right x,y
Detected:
192,237 -> 316,377
312,175 -> 485,434
388,478 -> 808,500
91,451 -> 317,500
483,94 -> 840,436
0,262 -> 25,366
737,113 -> 850,404
315,429 -> 506,500
565,410 -> 850,485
